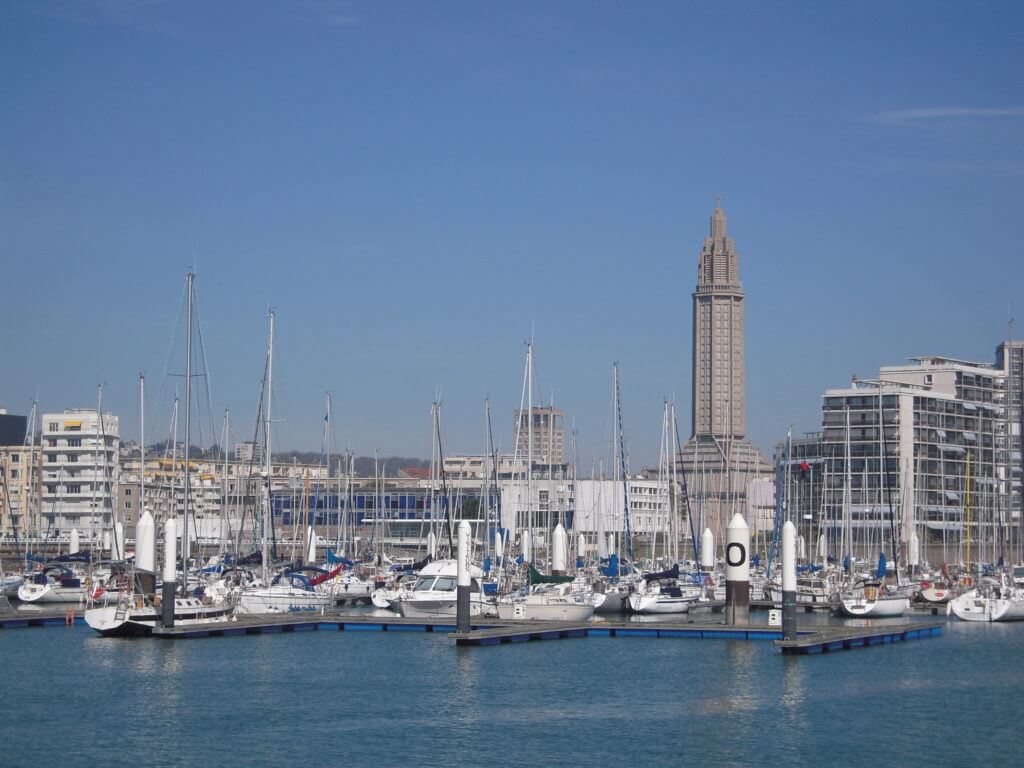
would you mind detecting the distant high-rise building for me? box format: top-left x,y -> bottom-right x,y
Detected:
513,406 -> 566,467
680,201 -> 772,541
40,409 -> 120,542
234,441 -> 263,464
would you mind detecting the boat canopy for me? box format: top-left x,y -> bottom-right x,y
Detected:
643,563 -> 680,583
527,564 -> 574,584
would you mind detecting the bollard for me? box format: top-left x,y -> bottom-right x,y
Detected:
456,520 -> 471,634
782,520 -> 797,640
725,513 -> 750,626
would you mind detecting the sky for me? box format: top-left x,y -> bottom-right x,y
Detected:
2,1 -> 1022,468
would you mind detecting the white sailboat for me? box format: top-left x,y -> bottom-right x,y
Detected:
836,579 -> 910,618
948,577 -> 1024,622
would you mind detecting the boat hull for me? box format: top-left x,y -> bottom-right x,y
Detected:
948,591 -> 1024,622
837,596 -> 910,618
85,599 -> 235,637
495,601 -> 595,622
395,596 -> 490,619
628,593 -> 694,614
236,587 -> 333,615
17,582 -> 87,604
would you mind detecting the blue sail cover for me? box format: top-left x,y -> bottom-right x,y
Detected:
326,549 -> 355,567
50,551 -> 91,564
876,552 -> 887,579
643,563 -> 680,583
599,554 -> 620,578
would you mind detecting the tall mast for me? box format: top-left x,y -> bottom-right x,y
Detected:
139,375 -> 146,544
614,363 -> 633,561
220,408 -> 230,557
262,310 -> 275,581
181,271 -> 194,590
527,341 -> 534,559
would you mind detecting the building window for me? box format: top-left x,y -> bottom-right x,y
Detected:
11,454 -> 19,463
68,438 -> 81,447
124,502 -> 132,510
48,423 -> 58,431
125,488 -> 132,496
67,484 -> 81,494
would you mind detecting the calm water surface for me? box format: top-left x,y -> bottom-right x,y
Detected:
1,618 -> 1021,768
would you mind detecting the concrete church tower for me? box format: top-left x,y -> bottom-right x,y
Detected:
681,201 -> 772,542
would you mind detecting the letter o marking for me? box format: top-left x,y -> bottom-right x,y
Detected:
726,542 -> 746,568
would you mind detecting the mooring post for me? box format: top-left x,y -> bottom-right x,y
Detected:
725,513 -> 750,626
457,520 -> 471,634
161,517 -> 177,629
782,520 -> 797,640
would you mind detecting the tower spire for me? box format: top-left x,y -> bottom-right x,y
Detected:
711,198 -> 727,239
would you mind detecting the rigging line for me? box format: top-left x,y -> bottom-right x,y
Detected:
190,292 -> 218,452
153,279 -> 188,435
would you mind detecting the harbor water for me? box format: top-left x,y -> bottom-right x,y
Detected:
1,618 -> 1021,768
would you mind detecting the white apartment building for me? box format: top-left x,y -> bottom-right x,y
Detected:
41,409 -> 119,542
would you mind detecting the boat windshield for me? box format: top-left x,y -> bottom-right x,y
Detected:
432,577 -> 456,592
413,577 -> 436,591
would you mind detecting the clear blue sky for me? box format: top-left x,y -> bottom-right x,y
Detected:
2,1 -> 1022,468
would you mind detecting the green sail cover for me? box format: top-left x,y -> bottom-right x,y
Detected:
528,564 -> 575,584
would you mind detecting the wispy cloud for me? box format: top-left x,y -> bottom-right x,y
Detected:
873,107 -> 1024,123
13,0 -> 189,38
325,14 -> 359,27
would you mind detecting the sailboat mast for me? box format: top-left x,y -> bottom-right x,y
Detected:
527,341 -> 534,560
262,310 -> 275,582
181,272 -> 194,591
139,376 -> 146,548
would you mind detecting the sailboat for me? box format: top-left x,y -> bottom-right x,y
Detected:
948,575 -> 1024,622
232,310 -> 334,615
86,275 -> 235,636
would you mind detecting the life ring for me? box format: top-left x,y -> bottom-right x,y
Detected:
920,581 -> 931,590
92,587 -> 105,600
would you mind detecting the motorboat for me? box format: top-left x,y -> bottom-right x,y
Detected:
394,559 -> 494,618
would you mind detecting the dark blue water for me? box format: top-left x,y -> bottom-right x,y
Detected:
2,619 -> 1022,768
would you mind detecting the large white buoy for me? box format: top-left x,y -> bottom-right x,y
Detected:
700,528 -> 715,569
69,528 -> 80,555
551,524 -> 568,574
597,529 -> 609,559
136,510 -> 156,573
161,517 -> 178,627
163,517 -> 177,586
426,530 -> 437,559
521,530 -> 532,562
796,534 -> 806,561
494,530 -> 504,560
782,520 -> 797,639
817,532 -> 827,564
607,532 -> 615,557
725,513 -> 750,626
103,530 -> 112,553
908,532 -> 921,568
306,525 -> 317,565
577,533 -> 587,559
